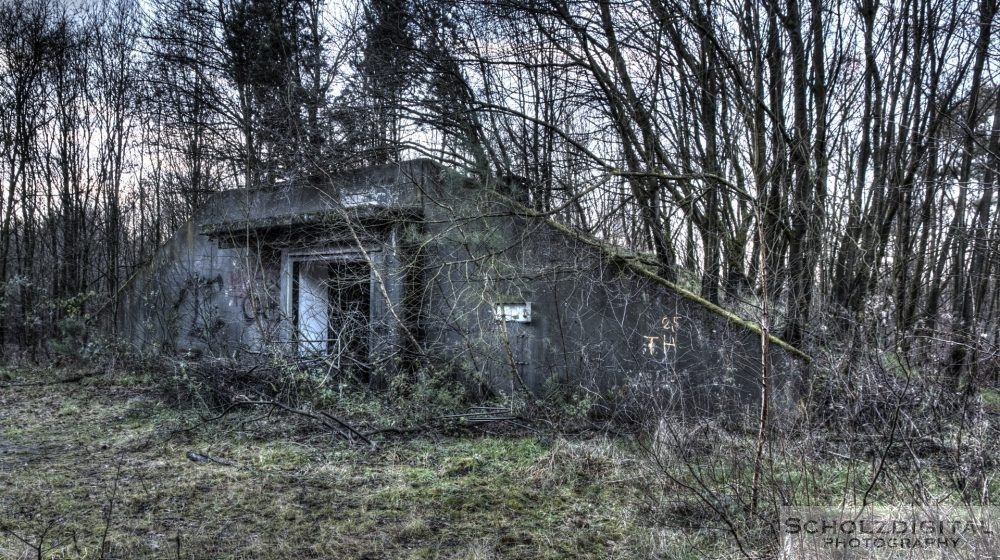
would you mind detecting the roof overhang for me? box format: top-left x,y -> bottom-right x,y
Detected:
200,205 -> 423,248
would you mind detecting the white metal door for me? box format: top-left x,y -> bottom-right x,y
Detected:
296,261 -> 329,356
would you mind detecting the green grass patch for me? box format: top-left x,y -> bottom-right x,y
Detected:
4,365 -> 969,559
982,388 -> 1000,411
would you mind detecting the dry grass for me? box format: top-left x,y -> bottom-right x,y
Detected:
0,366 -> 673,559
9,363 -> 970,559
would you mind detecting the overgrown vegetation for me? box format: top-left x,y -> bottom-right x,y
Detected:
3,342 -> 996,559
639,339 -> 1000,558
0,365 -> 651,559
2,0 -> 999,555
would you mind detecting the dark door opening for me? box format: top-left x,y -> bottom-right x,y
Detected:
328,260 -> 371,380
292,256 -> 372,382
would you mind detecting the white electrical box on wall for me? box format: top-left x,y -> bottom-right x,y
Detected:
494,302 -> 532,323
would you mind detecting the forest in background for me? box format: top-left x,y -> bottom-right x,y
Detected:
0,0 -> 998,390
2,0 -> 1000,556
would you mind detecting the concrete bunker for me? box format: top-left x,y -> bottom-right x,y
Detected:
107,159 -> 809,417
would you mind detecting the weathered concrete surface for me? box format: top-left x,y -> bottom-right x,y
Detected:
108,159 -> 808,416
108,161 -> 435,359
199,163 -> 426,235
417,170 -> 807,418
110,218 -> 254,357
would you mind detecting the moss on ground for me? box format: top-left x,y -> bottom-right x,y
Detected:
982,388 -> 1000,411
0,367 -> 660,559
2,366 -> 975,558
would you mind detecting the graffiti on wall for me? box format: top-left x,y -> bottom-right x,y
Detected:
642,315 -> 681,358
174,273 -> 225,343
226,265 -> 280,322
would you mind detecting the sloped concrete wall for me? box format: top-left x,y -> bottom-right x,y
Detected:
416,171 -> 806,417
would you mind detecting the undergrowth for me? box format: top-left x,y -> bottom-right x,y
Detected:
2,335 -> 995,560
0,365 -> 674,559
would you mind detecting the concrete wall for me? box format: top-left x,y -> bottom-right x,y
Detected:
108,160 -> 435,358
417,170 -> 807,417
110,217 -> 271,357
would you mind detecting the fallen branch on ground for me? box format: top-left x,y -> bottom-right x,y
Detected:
0,370 -> 106,388
230,398 -> 377,448
186,451 -> 237,467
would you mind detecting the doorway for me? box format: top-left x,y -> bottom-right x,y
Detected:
290,253 -> 373,378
